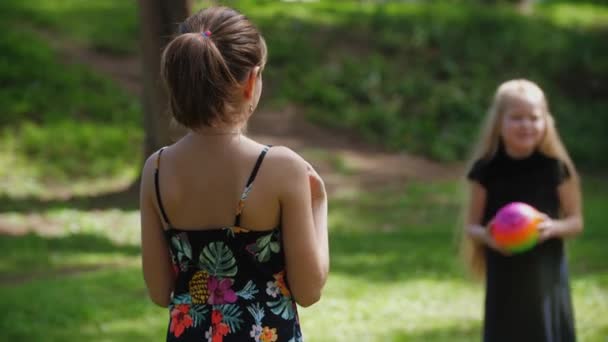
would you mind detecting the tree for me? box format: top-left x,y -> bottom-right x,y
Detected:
138,0 -> 192,159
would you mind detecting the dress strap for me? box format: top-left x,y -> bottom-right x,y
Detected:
154,147 -> 172,227
234,146 -> 271,227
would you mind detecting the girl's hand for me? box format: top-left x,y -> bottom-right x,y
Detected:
305,162 -> 326,204
468,223 -> 511,256
537,213 -> 557,242
483,228 -> 512,256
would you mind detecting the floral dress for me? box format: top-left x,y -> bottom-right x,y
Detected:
154,146 -> 303,342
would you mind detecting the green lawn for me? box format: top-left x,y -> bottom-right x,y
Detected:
1,180 -> 606,341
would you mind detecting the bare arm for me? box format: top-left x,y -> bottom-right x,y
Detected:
467,182 -> 507,254
140,152 -> 175,307
276,148 -> 329,307
538,178 -> 583,240
305,162 -> 329,281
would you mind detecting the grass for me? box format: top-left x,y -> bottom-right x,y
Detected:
0,179 -> 606,341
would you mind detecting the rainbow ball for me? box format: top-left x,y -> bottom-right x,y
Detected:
490,202 -> 542,253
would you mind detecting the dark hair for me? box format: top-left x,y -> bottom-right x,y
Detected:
161,6 -> 267,129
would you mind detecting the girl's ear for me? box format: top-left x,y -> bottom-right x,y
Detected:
243,66 -> 261,99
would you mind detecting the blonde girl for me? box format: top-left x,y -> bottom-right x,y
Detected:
463,79 -> 583,342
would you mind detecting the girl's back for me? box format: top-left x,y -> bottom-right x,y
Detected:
155,137 -> 305,341
157,135 -> 280,232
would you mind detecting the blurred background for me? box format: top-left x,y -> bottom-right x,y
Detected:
0,0 -> 606,340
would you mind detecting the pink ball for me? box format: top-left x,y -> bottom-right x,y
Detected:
491,202 -> 542,253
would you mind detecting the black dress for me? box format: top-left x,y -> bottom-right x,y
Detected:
467,145 -> 576,342
155,146 -> 303,342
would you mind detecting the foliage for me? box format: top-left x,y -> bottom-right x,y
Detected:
234,1 -> 608,166
0,4 -> 141,195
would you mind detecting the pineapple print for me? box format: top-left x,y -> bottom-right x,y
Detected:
189,270 -> 210,304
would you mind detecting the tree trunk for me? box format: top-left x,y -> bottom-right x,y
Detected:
138,0 -> 191,159
515,0 -> 534,14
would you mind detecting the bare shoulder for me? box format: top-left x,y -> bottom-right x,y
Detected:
265,146 -> 308,172
142,151 -> 158,174
142,148 -> 167,178
261,146 -> 310,192
141,151 -> 157,185
140,147 -> 172,192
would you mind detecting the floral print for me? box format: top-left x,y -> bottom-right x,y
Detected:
250,324 -> 263,341
265,272 -> 290,298
170,304 -> 193,338
260,327 -> 278,342
205,326 -> 213,341
165,228 -> 302,341
248,303 -> 266,342
265,271 -> 296,321
265,281 -> 280,298
161,146 -> 302,341
273,271 -> 291,297
171,233 -> 193,271
208,277 -> 237,305
208,310 -> 230,342
246,230 -> 281,263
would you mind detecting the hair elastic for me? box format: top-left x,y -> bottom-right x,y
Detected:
202,30 -> 212,38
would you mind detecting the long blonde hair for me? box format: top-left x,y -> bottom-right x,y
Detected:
460,79 -> 580,278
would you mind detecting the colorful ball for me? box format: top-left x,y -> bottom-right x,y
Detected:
490,202 -> 542,253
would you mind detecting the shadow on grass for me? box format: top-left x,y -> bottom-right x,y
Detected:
0,231 -> 140,285
329,226 -> 608,283
329,228 -> 464,282
0,231 -> 140,255
388,322 -> 481,342
327,176 -> 608,283
328,222 -> 608,284
0,181 -> 140,213
0,265 -> 167,342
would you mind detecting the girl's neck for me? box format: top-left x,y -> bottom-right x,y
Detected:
184,128 -> 244,147
193,126 -> 242,136
502,144 -> 536,160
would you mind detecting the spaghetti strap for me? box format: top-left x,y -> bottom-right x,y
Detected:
234,145 -> 271,227
154,147 -> 172,227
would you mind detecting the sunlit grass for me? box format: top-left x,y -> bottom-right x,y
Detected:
300,274 -> 482,341
0,209 -> 139,276
539,2 -> 608,29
